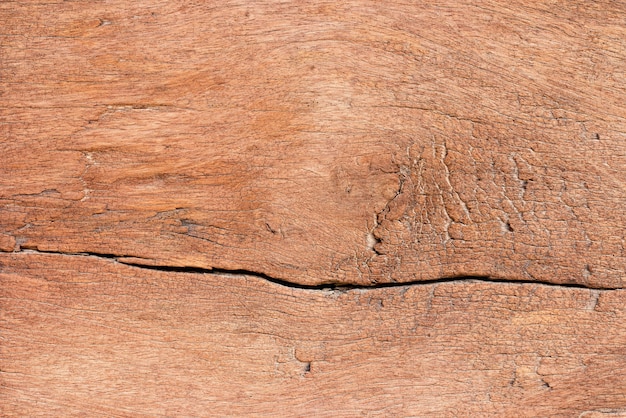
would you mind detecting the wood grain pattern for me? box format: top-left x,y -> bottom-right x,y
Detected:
1,0 -> 625,286
2,0 -> 626,415
2,253 -> 626,417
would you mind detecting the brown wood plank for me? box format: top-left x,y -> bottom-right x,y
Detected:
1,252 -> 625,417
2,1 -> 626,415
1,1 -> 625,287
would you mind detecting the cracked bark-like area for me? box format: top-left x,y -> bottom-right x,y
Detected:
2,0 -> 626,416
2,0 -> 625,288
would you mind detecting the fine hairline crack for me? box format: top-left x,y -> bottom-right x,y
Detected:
5,248 -> 622,291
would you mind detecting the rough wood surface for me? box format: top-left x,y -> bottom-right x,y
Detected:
2,0 -> 626,287
2,253 -> 626,417
2,0 -> 626,416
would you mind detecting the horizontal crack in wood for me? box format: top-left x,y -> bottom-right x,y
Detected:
4,248 -> 621,291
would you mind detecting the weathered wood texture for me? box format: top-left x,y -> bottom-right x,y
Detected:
1,1 -> 625,287
2,253 -> 626,417
2,0 -> 626,416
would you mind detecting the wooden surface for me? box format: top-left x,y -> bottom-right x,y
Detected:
2,253 -> 626,417
2,0 -> 626,416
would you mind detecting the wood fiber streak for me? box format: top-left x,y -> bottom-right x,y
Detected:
1,1 -> 625,286
1,253 -> 625,417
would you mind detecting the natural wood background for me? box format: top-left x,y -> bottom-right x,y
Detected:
1,0 -> 625,416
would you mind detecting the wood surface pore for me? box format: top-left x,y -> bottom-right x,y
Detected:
1,0 -> 626,416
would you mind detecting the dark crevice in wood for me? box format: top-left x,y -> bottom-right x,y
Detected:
5,248 -> 622,291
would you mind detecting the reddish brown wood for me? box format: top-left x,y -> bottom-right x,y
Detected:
2,253 -> 626,417
1,0 -> 626,415
1,1 -> 625,287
